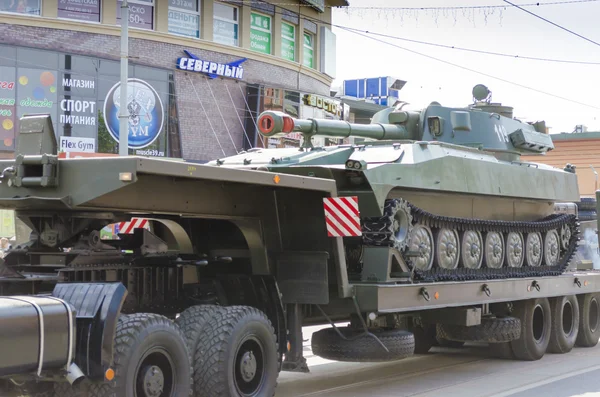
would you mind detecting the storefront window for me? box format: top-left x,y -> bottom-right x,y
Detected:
281,22 -> 295,62
303,32 -> 314,69
0,0 -> 41,15
58,0 -> 101,22
249,12 -> 271,55
117,0 -> 154,30
213,2 -> 238,46
168,0 -> 200,38
0,45 -> 180,158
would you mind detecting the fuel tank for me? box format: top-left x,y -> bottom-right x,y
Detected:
0,295 -> 75,377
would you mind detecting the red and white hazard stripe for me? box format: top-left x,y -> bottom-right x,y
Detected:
118,218 -> 149,234
323,196 -> 362,237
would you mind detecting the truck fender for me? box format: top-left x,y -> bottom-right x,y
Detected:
52,282 -> 127,380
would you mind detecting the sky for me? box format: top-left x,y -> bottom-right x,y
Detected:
329,0 -> 600,134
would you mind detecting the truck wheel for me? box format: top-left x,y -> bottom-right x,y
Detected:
548,295 -> 580,353
90,313 -> 191,397
510,298 -> 551,361
194,306 -> 279,397
311,326 -> 415,362
436,317 -> 520,343
576,293 -> 600,347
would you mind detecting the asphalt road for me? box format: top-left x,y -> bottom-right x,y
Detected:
277,324 -> 600,397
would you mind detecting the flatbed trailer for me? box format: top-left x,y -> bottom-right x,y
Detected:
1,95 -> 600,397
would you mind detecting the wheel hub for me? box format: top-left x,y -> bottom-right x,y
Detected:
469,243 -> 480,257
493,244 -> 501,257
142,365 -> 164,397
239,351 -> 257,382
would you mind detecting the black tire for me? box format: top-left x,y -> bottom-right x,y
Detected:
54,382 -> 88,397
89,313 -> 191,397
175,304 -> 228,397
548,295 -> 580,353
436,317 -> 521,343
510,298 -> 552,361
578,198 -> 597,212
410,323 -> 437,354
576,293 -> 600,347
194,305 -> 279,397
311,326 -> 415,362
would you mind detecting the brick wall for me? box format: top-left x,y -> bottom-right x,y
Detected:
0,24 -> 331,161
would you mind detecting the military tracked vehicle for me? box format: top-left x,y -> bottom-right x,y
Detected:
0,85 -> 599,397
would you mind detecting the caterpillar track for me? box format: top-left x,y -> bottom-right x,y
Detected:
360,199 -> 581,283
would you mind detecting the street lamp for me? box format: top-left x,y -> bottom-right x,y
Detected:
119,0 -> 129,156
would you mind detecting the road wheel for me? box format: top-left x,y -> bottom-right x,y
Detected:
576,293 -> 600,347
510,298 -> 551,361
194,306 -> 279,397
548,295 -> 579,353
90,313 -> 191,397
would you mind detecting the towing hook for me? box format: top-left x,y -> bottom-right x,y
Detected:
575,278 -> 582,288
528,280 -> 541,292
420,287 -> 431,301
482,284 -> 492,297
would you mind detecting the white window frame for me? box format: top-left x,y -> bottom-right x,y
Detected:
0,0 -> 42,17
168,0 -> 201,39
213,1 -> 239,47
280,21 -> 296,62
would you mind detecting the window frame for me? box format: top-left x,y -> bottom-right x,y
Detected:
168,0 -> 201,39
213,1 -> 239,47
0,0 -> 42,17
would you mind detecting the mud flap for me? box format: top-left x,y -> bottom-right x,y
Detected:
52,282 -> 127,380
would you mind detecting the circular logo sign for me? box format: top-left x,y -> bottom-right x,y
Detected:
103,78 -> 164,149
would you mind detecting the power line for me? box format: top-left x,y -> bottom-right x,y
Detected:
336,25 -> 600,111
502,0 -> 600,48
235,0 -> 600,9
338,26 -> 600,65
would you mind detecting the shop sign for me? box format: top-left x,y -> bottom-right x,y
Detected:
59,136 -> 95,153
103,78 -> 164,150
281,23 -> 295,62
168,10 -> 199,38
250,13 -> 271,55
176,50 -> 247,80
303,33 -> 314,69
117,1 -> 154,30
58,0 -> 101,22
302,94 -> 341,117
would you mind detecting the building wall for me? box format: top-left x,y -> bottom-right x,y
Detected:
0,0 -> 343,161
521,136 -> 600,198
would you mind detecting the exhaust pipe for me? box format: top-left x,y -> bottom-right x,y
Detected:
65,363 -> 85,386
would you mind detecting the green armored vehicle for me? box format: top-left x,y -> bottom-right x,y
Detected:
0,85 -> 598,397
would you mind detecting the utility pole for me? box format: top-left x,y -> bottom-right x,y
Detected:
119,0 -> 129,156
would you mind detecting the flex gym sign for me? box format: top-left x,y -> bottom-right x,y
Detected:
176,50 -> 247,80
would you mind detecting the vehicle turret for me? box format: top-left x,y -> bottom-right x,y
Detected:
256,84 -> 554,159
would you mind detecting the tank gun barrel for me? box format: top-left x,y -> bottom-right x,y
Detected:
256,111 -> 417,147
